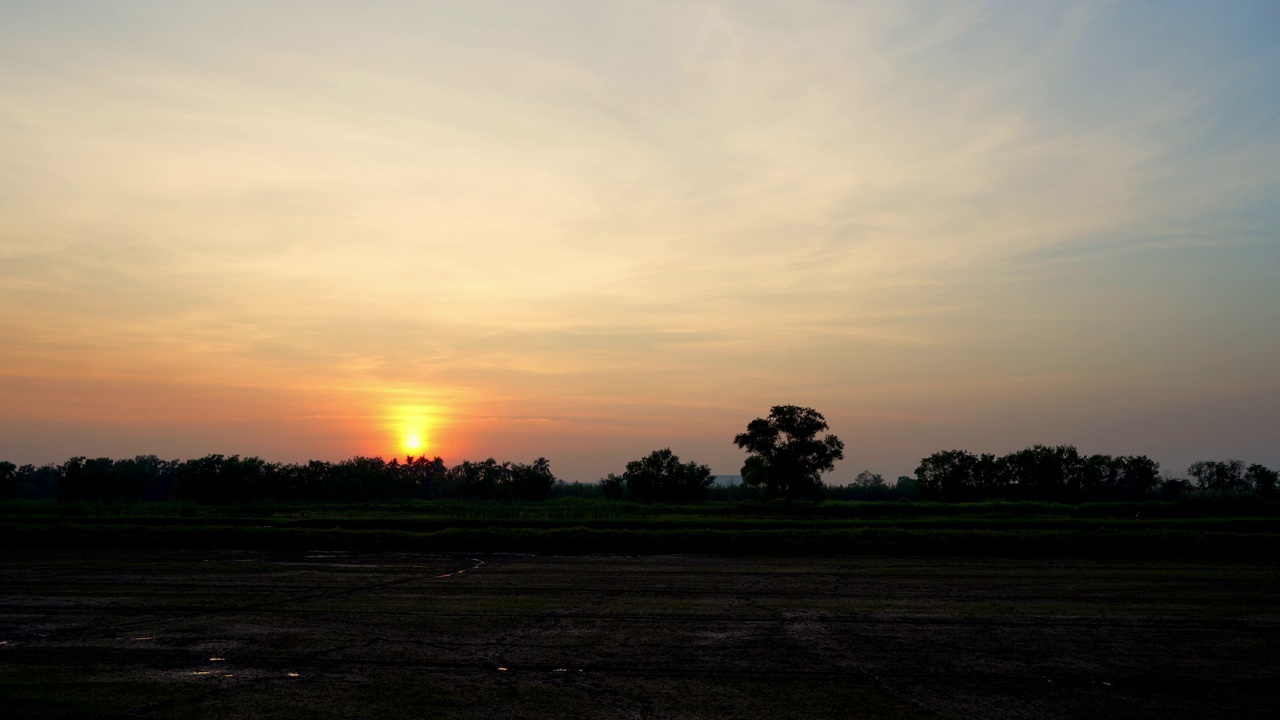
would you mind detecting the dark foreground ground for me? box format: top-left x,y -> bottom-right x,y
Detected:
1,550 -> 1277,719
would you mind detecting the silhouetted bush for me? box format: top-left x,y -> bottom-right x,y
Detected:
615,449 -> 714,503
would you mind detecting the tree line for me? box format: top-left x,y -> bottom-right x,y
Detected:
2,405 -> 1276,504
0,454 -> 554,504
911,446 -> 1277,503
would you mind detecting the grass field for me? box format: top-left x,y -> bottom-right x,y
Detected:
2,549 -> 1277,719
3,497 -> 1279,557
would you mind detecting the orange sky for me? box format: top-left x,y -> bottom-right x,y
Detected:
2,2 -> 1278,481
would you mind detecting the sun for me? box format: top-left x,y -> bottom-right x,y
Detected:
387,404 -> 443,458
404,432 -> 424,453
399,426 -> 430,456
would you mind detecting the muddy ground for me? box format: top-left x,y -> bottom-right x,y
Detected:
1,550 -> 1277,718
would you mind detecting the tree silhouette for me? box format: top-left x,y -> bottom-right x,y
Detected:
506,457 -> 557,501
0,461 -> 15,499
915,450 -> 979,502
852,470 -> 886,488
621,448 -> 714,503
598,473 -> 626,500
444,458 -> 557,501
734,405 -> 844,500
1188,460 -> 1249,492
1002,445 -> 1082,502
1247,464 -> 1278,496
916,447 -> 1162,502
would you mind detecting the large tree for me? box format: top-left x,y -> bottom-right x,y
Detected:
733,405 -> 844,500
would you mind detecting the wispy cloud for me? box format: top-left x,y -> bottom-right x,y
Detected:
1,1 -> 1278,478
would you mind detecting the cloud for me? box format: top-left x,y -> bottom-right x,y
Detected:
1,1 -> 1277,477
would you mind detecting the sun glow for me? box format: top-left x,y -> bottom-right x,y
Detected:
387,405 -> 444,458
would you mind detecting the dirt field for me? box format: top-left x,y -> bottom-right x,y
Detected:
1,550 -> 1277,718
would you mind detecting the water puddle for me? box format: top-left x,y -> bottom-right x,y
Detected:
436,558 -> 485,579
495,665 -> 584,674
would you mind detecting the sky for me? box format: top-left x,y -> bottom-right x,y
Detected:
2,1 -> 1278,483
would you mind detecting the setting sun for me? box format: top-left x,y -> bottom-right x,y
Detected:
386,404 -> 445,458
404,433 -> 424,453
